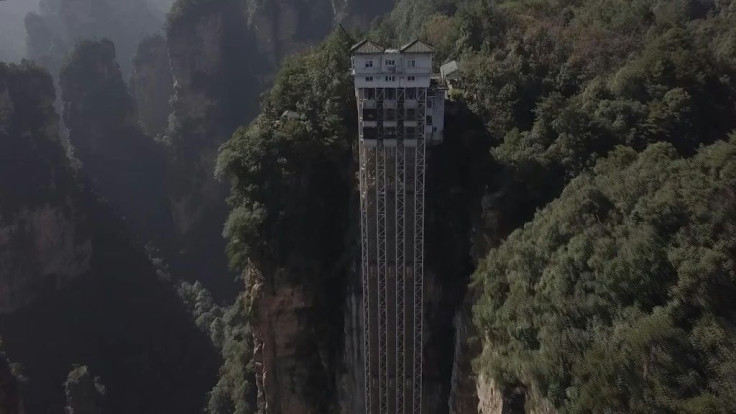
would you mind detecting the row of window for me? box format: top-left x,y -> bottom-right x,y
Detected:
362,124 -> 435,140
362,108 -> 434,124
364,59 -> 418,68
364,76 -> 417,82
363,88 -> 424,99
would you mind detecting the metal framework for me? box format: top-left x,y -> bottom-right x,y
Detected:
358,85 -> 426,414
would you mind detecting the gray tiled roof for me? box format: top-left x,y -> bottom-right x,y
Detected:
399,39 -> 434,53
350,40 -> 386,54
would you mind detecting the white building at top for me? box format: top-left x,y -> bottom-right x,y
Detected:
351,39 -> 445,146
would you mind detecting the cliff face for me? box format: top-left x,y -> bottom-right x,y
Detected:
0,62 -> 218,414
0,62 -> 91,315
163,0 -> 397,297
60,39 -> 171,247
130,35 -> 173,137
419,102 -> 495,414
250,266 -> 343,414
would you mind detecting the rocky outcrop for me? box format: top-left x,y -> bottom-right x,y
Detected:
248,261 -> 344,414
0,61 -> 218,414
163,0 -> 264,296
130,35 -> 173,137
449,303 -> 480,414
475,356 -> 556,414
0,205 -> 92,314
0,62 -> 91,314
60,39 -> 171,247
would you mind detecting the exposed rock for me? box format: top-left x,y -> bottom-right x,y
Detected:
0,62 -> 91,314
249,264 -> 337,414
475,356 -> 557,414
60,39 -> 171,247
337,274 -> 364,414
130,35 -> 173,137
0,61 -> 218,414
448,301 -> 480,414
477,374 -> 504,414
0,205 -> 92,314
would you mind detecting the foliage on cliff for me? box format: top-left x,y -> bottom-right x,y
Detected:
445,0 -> 736,411
216,28 -> 356,411
377,1 -> 736,221
474,138 -> 736,412
177,282 -> 256,414
64,366 -> 107,414
216,29 -> 356,273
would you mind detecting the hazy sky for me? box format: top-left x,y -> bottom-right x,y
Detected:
0,0 -> 40,62
0,0 -> 176,64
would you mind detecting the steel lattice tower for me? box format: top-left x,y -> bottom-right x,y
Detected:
352,39 -> 444,414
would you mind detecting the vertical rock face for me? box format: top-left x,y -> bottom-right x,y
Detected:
0,61 -> 218,414
475,360 -> 556,414
60,39 -> 171,246
164,0 -> 263,296
337,277 -> 364,414
417,103 -> 495,414
130,35 -> 173,137
448,303 -> 480,414
251,271 -> 335,414
0,62 -> 91,314
246,0 -> 338,69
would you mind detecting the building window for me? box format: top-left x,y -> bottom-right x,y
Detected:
406,108 -> 417,121
385,76 -> 395,82
385,127 -> 398,138
363,127 -> 377,140
406,88 -> 417,99
385,59 -> 395,66
365,60 -> 373,68
426,115 -> 433,126
407,76 -> 416,81
386,89 -> 396,99
365,88 -> 375,99
408,59 -> 416,68
366,76 -> 373,82
406,127 -> 416,137
427,99 -> 433,108
363,108 -> 378,121
385,108 -> 397,121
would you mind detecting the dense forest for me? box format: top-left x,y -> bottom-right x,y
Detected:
0,0 -> 735,413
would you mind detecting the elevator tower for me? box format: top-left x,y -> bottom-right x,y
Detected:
351,39 -> 445,414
